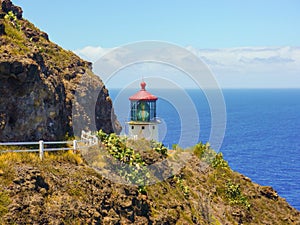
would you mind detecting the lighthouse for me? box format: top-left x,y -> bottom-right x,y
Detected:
127,81 -> 160,141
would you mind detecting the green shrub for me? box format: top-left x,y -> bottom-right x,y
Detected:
173,175 -> 189,198
96,130 -> 150,191
193,142 -> 208,158
211,153 -> 229,169
193,142 -> 229,169
4,11 -> 21,30
150,140 -> 168,156
225,179 -> 251,209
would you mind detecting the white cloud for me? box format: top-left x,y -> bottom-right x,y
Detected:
73,45 -> 300,88
186,46 -> 300,88
73,46 -> 114,62
193,46 -> 300,71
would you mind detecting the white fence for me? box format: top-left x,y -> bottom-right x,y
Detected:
0,131 -> 98,160
81,130 -> 98,146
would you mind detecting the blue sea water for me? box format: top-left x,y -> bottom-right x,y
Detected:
110,88 -> 300,210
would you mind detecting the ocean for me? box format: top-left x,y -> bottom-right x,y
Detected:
110,88 -> 300,210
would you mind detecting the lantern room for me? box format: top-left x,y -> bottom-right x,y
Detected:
129,81 -> 157,122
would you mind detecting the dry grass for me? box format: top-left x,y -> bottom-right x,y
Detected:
0,150 -> 84,191
1,20 -> 30,55
44,151 -> 84,165
0,191 -> 11,220
0,152 -> 39,163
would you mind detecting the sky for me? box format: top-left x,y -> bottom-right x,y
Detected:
13,0 -> 300,88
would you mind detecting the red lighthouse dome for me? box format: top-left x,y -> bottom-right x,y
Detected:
129,82 -> 158,101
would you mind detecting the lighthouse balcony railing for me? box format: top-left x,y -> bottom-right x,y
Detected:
128,117 -> 160,123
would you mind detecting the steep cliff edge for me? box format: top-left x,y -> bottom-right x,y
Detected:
0,0 -> 121,141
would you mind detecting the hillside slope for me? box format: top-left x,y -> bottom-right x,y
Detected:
0,140 -> 299,224
0,0 -> 121,141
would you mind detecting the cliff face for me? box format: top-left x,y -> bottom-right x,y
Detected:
0,0 -> 121,141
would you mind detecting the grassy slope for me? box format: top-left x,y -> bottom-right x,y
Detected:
1,15 -> 79,69
1,141 -> 299,224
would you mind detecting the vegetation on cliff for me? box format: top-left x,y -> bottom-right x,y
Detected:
1,136 -> 299,224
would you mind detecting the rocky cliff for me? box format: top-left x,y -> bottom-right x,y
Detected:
0,0 -> 121,141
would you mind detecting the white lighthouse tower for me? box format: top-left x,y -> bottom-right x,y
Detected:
127,81 -> 160,141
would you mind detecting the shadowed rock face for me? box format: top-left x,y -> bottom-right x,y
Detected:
0,60 -> 69,141
0,0 -> 121,141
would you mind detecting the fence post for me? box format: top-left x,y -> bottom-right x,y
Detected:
73,140 -> 77,152
39,140 -> 44,160
94,136 -> 98,145
81,130 -> 84,140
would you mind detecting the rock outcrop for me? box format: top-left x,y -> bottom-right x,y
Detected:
0,0 -> 121,141
0,156 -> 151,224
1,0 -> 22,19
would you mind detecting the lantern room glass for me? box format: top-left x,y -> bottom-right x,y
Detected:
130,100 -> 156,122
